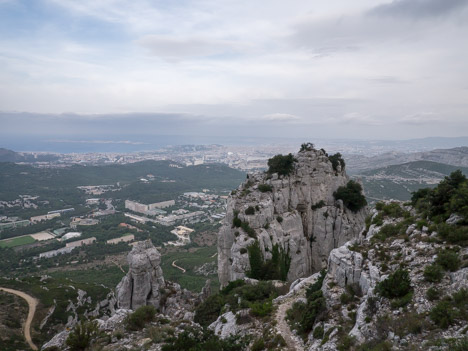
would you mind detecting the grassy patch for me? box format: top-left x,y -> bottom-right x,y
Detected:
0,235 -> 35,248
160,246 -> 219,292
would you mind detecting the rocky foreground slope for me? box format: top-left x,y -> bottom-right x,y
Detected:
41,155 -> 468,351
218,148 -> 367,287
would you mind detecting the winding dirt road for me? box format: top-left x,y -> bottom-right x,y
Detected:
0,287 -> 38,350
172,260 -> 186,273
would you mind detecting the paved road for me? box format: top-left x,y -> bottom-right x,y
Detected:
0,287 -> 38,350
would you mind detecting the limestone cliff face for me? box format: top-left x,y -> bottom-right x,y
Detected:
218,149 -> 367,287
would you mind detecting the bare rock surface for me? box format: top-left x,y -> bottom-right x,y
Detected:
218,149 -> 367,287
116,239 -> 165,310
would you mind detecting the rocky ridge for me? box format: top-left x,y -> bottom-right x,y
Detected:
218,148 -> 367,287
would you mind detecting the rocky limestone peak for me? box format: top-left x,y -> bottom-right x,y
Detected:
116,239 -> 165,310
217,148 -> 367,287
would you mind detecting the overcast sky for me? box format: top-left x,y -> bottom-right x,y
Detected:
1,0 -> 468,140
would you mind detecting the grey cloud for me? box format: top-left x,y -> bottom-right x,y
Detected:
368,76 -> 407,85
137,35 -> 245,60
369,0 -> 468,19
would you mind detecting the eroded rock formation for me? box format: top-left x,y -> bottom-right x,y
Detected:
218,149 -> 367,287
116,240 -> 165,310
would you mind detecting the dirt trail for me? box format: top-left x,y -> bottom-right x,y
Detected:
0,287 -> 38,350
172,260 -> 186,273
274,291 -> 306,351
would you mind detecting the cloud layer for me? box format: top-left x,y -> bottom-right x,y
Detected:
0,0 -> 467,139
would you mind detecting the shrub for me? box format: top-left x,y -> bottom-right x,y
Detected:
276,216 -> 283,223
378,202 -> 409,218
311,200 -> 326,211
233,216 -> 242,228
356,340 -> 392,351
194,294 -> 226,327
436,249 -> 460,272
161,327 -> 245,351
390,292 -> 413,309
424,264 -> 444,282
267,153 -> 296,176
241,221 -> 256,238
245,206 -> 255,215
333,180 -> 367,212
249,300 -> 273,317
313,325 -> 324,339
300,142 -> 315,152
426,287 -> 441,301
430,300 -> 456,328
376,268 -> 412,299
372,214 -> 384,227
247,242 -> 291,281
195,280 -> 278,328
66,320 -> 99,351
251,338 -> 265,351
329,153 -> 345,171
373,223 -> 403,241
287,271 -> 327,338
438,223 -> 468,244
258,184 -> 273,193
239,247 -> 247,254
125,305 -> 157,331
337,335 -> 356,351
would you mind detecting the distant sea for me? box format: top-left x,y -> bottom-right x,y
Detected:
0,135 -> 298,153
1,135 -> 467,154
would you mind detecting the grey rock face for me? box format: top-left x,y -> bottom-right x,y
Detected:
218,149 -> 367,287
116,240 -> 165,310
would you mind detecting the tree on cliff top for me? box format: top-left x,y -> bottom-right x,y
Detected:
267,153 -> 296,176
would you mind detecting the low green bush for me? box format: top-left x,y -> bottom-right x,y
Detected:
66,320 -> 99,351
161,327 -> 246,351
430,300 -> 456,328
247,242 -> 291,281
311,200 -> 326,211
125,305 -> 157,331
258,184 -> 273,193
426,287 -> 441,301
423,264 -> 444,282
249,300 -> 273,317
276,216 -> 283,223
376,202 -> 409,219
436,249 -> 460,272
333,180 -> 367,212
195,281 -> 278,327
373,223 -> 404,241
313,325 -> 324,339
286,271 -> 327,338
329,153 -> 345,171
376,269 -> 412,299
438,223 -> 468,244
300,142 -> 315,152
430,288 -> 468,329
194,294 -> 225,327
245,206 -> 255,215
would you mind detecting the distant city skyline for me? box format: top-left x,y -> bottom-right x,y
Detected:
1,0 -> 468,140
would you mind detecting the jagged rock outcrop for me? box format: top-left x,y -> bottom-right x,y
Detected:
116,240 -> 165,310
218,149 -> 367,287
